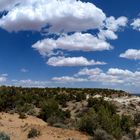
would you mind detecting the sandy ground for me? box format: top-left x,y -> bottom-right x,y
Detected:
0,112 -> 88,140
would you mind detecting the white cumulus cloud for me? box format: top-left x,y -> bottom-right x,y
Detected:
12,79 -> 49,87
20,68 -> 29,73
76,67 -> 103,76
52,76 -> 87,83
105,16 -> 128,32
120,49 -> 140,60
32,32 -> 113,56
0,0 -> 20,11
52,68 -> 140,86
131,18 -> 140,31
98,16 -> 128,40
47,56 -> 106,66
98,29 -> 118,40
0,74 -> 8,82
107,68 -> 133,76
0,0 -> 106,32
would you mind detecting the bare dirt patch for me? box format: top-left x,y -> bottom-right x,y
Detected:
0,112 -> 88,140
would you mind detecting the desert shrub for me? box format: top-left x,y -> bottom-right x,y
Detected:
111,114 -> 122,135
121,115 -> 133,133
78,108 -> 99,135
121,136 -> 131,140
0,86 -> 127,112
88,137 -> 94,140
75,92 -> 86,102
0,98 -> 6,111
16,103 -> 34,114
53,123 -> 68,129
27,128 -> 40,138
27,108 -> 36,116
0,132 -> 10,140
19,112 -> 27,119
97,106 -> 122,138
129,103 -> 136,108
39,99 -> 71,125
79,99 -> 122,138
47,109 -> 71,126
138,132 -> 140,139
61,109 -> 71,118
128,128 -> 137,140
87,97 -> 116,115
93,129 -> 113,140
134,113 -> 140,126
66,138 -> 76,140
55,94 -> 70,107
47,115 -> 62,126
39,99 -> 59,121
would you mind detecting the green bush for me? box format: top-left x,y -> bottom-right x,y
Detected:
121,136 -> 131,140
59,109 -> 71,119
53,123 -> 68,129
47,115 -> 62,126
39,99 -> 59,121
0,98 -> 6,111
79,99 -> 122,138
16,103 -> 34,114
78,108 -> 98,135
134,113 -> 140,126
87,97 -> 116,115
39,99 -> 71,125
94,129 -> 113,140
27,128 -> 40,138
55,94 -> 70,107
19,112 -> 27,119
0,132 -> 10,140
97,106 -> 122,138
121,115 -> 133,133
75,92 -> 86,102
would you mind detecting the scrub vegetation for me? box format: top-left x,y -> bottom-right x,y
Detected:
0,86 -> 139,139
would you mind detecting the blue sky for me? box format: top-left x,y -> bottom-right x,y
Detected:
0,0 -> 140,93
